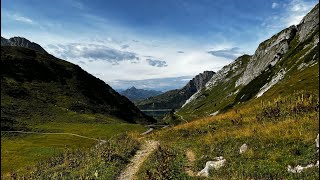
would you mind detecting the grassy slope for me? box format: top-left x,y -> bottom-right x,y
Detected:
139,90 -> 319,179
178,22 -> 318,122
0,46 -> 152,176
137,8 -> 319,179
177,55 -> 251,120
1,46 -> 155,127
1,122 -> 147,176
2,134 -> 142,179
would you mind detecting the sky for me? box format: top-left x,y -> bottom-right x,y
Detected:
1,0 -> 318,91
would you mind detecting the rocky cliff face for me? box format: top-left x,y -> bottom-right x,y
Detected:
184,71 -> 215,93
178,3 -> 319,120
1,36 -> 47,54
236,4 -> 319,87
236,26 -> 297,87
297,3 -> 319,42
136,71 -> 215,110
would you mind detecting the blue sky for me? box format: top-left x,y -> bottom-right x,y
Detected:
1,0 -> 318,91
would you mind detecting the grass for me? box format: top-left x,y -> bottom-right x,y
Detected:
1,122 -> 147,176
140,91 -> 319,179
2,134 -> 141,179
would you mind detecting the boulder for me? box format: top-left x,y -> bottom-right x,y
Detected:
239,144 -> 248,154
197,156 -> 226,177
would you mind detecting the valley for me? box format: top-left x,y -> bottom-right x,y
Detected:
1,1 -> 319,179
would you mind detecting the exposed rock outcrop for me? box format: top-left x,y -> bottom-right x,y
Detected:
236,26 -> 297,87
1,36 -> 47,53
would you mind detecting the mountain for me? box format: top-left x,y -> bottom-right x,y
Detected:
1,36 -> 47,54
178,3 -> 319,120
119,86 -> 163,101
136,71 -> 215,110
1,45 -> 155,130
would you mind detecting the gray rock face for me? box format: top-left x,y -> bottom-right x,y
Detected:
297,4 -> 319,42
185,71 -> 215,92
1,36 -> 47,53
236,26 -> 297,87
236,4 -> 319,87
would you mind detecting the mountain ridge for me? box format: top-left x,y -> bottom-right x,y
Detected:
178,3 -> 319,120
136,71 -> 215,110
1,36 -> 47,54
1,45 -> 155,130
119,86 -> 163,101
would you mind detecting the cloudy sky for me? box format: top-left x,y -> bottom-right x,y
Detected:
1,0 -> 318,91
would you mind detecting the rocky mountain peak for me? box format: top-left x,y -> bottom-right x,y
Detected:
1,36 -> 47,54
129,86 -> 137,90
297,3 -> 319,42
187,71 -> 215,92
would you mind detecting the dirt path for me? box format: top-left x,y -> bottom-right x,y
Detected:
140,128 -> 154,135
118,140 -> 159,180
175,112 -> 188,123
1,130 -> 106,143
185,149 -> 197,176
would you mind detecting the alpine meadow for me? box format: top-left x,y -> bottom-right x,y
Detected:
1,0 -> 319,179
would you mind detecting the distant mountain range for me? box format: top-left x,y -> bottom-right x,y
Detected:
1,36 -> 47,54
1,43 -> 155,130
119,86 -> 163,101
136,71 -> 215,110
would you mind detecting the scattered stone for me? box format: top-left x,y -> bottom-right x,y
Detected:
209,111 -> 219,116
287,161 -> 319,173
94,170 -> 98,178
197,156 -> 226,177
316,134 -> 319,148
239,144 -> 248,154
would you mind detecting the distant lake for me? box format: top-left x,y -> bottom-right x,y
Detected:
141,109 -> 171,119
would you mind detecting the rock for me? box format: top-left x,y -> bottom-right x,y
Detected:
1,36 -> 48,53
316,134 -> 319,148
197,156 -> 226,177
297,4 -> 319,42
236,25 -> 297,87
239,144 -> 248,154
288,161 -> 318,174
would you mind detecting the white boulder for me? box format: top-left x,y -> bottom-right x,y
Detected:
239,144 -> 248,154
197,156 -> 226,177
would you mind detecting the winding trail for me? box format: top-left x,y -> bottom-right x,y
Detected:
175,112 -> 188,123
1,131 -> 106,143
118,140 -> 159,180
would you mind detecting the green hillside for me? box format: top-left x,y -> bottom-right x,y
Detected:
1,46 -> 155,131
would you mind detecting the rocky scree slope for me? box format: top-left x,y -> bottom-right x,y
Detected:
119,86 -> 163,102
1,45 -> 155,130
179,3 -> 319,120
136,71 -> 215,110
1,36 -> 47,54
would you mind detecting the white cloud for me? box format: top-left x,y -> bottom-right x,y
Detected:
266,0 -> 317,28
10,14 -> 34,24
48,43 -> 139,64
284,0 -> 316,26
272,2 -> 279,9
